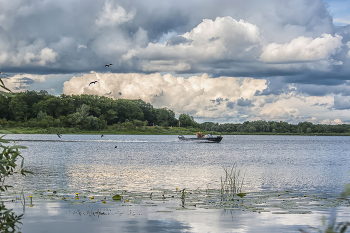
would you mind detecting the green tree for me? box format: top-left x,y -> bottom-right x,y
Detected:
178,113 -> 198,127
84,116 -> 100,130
9,96 -> 28,122
132,99 -> 156,126
69,112 -> 83,126
155,108 -> 176,127
69,104 -> 90,127
133,119 -> 144,128
121,121 -> 135,130
115,99 -> 144,123
37,110 -> 47,121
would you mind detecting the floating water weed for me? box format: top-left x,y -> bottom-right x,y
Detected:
112,194 -> 122,201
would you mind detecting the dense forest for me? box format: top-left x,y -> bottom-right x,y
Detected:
0,90 -> 198,130
1,90 -> 350,134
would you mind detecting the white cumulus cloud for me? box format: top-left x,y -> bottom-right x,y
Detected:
2,74 -> 48,92
121,16 -> 261,72
95,0 -> 136,27
0,39 -> 57,66
260,34 -> 343,62
62,72 -> 267,119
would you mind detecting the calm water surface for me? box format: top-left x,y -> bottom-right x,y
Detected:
4,134 -> 350,232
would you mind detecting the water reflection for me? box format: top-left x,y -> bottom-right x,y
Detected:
9,199 -> 349,233
3,134 -> 350,232
6,134 -> 350,193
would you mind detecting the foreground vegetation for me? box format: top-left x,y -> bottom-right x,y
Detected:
0,77 -> 31,232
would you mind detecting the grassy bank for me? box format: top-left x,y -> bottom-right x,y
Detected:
2,126 -> 350,136
1,126 -> 219,136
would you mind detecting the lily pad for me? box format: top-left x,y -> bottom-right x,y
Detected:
112,194 -> 122,201
68,202 -> 84,205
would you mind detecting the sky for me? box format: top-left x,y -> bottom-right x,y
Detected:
1,0 -> 350,124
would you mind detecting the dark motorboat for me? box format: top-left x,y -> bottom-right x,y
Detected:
178,134 -> 223,143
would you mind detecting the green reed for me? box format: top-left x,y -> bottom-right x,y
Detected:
220,163 -> 246,198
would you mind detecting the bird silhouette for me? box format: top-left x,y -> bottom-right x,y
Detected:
105,64 -> 113,67
115,146 -> 117,148
89,81 -> 98,85
57,134 -> 61,138
101,134 -> 104,138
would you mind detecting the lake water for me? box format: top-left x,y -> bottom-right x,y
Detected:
3,134 -> 350,232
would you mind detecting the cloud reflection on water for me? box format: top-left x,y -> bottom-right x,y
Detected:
9,201 -> 350,233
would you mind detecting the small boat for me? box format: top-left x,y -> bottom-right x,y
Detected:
178,134 -> 223,143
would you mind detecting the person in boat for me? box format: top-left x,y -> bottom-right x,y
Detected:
196,132 -> 203,138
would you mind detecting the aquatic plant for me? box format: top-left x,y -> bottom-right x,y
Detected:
180,189 -> 186,207
181,189 -> 186,199
0,130 -> 32,232
112,194 -> 122,201
299,215 -> 350,233
220,164 -> 246,199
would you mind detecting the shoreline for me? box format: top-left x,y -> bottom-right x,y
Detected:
2,128 -> 350,136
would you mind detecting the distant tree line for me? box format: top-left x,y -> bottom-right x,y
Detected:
200,120 -> 350,134
0,90 -> 198,130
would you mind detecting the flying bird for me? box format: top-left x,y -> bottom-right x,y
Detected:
115,146 -> 117,148
105,64 -> 113,67
101,134 -> 104,138
89,81 -> 98,86
57,134 -> 61,138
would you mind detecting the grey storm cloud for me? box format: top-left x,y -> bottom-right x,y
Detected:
236,98 -> 253,107
1,0 -> 348,84
296,82 -> 350,96
210,98 -> 228,105
255,77 -> 290,96
334,96 -> 350,109
16,77 -> 35,85
226,102 -> 235,109
166,36 -> 192,46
